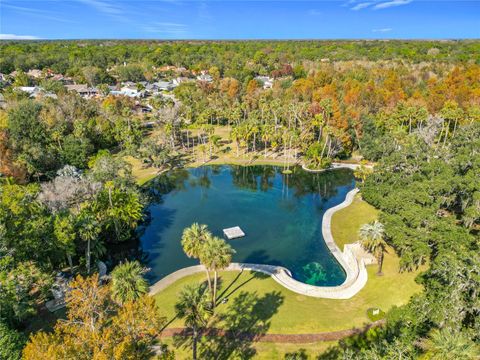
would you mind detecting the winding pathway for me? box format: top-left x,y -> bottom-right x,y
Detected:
149,186 -> 369,299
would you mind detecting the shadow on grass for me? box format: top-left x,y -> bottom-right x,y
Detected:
201,290 -> 284,359
172,271 -> 283,359
216,270 -> 270,304
315,319 -> 389,359
160,314 -> 179,333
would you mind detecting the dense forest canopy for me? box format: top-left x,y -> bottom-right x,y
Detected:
1,40 -> 479,76
0,40 -> 478,359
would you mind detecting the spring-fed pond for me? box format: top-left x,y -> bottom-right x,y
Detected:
140,165 -> 355,286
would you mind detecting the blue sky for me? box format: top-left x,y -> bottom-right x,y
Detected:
1,0 -> 479,40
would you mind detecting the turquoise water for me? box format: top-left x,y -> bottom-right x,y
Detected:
140,165 -> 355,286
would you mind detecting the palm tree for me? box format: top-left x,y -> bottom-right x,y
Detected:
261,124 -> 273,158
110,260 -> 149,305
421,328 -> 480,360
359,220 -> 387,275
199,236 -> 235,309
181,223 -> 211,258
175,283 -> 212,360
230,127 -> 241,157
77,212 -> 100,274
181,223 -> 213,291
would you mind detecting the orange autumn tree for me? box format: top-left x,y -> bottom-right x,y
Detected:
23,275 -> 168,360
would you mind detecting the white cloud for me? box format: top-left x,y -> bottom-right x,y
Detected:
77,0 -> 128,22
3,3 -> 76,23
0,33 -> 40,40
351,2 -> 374,10
372,28 -> 393,32
143,22 -> 188,37
349,0 -> 412,10
78,0 -> 122,15
373,0 -> 412,10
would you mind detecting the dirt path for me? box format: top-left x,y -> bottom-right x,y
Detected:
159,320 -> 385,343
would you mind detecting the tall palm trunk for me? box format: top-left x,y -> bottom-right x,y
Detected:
443,120 -> 451,147
213,270 -> 218,308
67,253 -> 73,272
320,134 -> 329,161
377,250 -> 384,276
452,118 -> 458,139
192,326 -> 198,360
205,269 -> 212,294
86,239 -> 91,274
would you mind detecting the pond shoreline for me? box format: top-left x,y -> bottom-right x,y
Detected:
148,184 -> 369,299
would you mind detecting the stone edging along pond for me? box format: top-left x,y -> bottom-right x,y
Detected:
302,161 -> 373,173
149,187 -> 369,299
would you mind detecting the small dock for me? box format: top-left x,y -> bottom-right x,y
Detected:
223,226 -> 245,240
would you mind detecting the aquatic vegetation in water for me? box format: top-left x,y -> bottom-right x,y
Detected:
302,262 -> 327,285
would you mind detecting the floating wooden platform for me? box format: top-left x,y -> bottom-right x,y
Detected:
223,226 -> 245,239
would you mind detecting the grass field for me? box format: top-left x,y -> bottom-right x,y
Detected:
124,155 -> 161,185
331,194 -> 379,251
154,248 -> 422,335
161,337 -> 337,359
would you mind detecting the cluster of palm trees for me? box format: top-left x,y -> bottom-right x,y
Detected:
223,98 -> 348,171
181,223 -> 235,309
176,223 -> 235,359
165,85 -> 346,168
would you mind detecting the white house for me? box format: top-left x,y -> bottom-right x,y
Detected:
18,86 -> 39,94
255,76 -> 274,89
17,86 -> 57,99
110,86 -> 144,98
154,81 -> 176,91
172,77 -> 192,86
196,73 -> 213,83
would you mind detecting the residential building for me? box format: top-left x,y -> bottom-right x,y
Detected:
110,86 -> 143,98
196,73 -> 213,83
65,84 -> 98,97
255,75 -> 274,89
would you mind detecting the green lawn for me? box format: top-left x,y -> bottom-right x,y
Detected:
331,194 -> 379,251
161,337 -> 337,359
124,155 -> 160,185
154,251 -> 422,335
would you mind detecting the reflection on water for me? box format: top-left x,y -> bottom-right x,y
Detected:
141,165 -> 355,286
